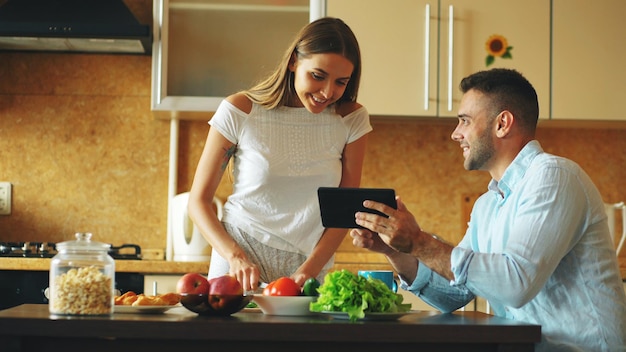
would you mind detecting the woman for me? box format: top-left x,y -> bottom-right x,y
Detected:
188,17 -> 371,292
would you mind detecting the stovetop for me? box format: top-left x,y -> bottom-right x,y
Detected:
0,242 -> 56,258
0,241 -> 142,260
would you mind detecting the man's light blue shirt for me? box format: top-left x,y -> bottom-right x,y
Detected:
402,140 -> 626,351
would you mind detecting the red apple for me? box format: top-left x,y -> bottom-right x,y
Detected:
176,273 -> 210,295
208,275 -> 243,295
207,275 -> 244,312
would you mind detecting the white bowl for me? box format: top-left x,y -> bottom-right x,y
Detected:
252,294 -> 316,316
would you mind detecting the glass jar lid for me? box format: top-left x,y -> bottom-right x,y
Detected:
56,232 -> 111,252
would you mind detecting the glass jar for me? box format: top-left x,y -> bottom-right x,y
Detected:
49,232 -> 115,315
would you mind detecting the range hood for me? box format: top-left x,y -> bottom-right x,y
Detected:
0,0 -> 151,54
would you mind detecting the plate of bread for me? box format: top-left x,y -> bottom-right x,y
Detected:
114,291 -> 182,314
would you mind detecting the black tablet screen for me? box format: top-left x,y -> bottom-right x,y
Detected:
317,187 -> 397,228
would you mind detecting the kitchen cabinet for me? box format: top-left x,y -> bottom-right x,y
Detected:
327,0 -> 438,117
0,270 -> 144,310
327,0 -> 550,119
551,0 -> 626,121
151,0 -> 325,120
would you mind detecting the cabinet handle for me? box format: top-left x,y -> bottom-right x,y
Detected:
423,3 -> 431,111
153,0 -> 165,106
447,5 -> 454,112
310,0 -> 325,22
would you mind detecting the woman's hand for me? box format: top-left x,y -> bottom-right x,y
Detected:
228,256 -> 261,292
291,272 -> 311,287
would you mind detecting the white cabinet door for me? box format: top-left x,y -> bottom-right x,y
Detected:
438,0 -> 550,118
327,0 -> 439,117
552,0 -> 626,121
328,1 -> 550,119
151,0 -> 325,120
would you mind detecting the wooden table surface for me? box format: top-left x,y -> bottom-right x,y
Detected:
0,304 -> 541,352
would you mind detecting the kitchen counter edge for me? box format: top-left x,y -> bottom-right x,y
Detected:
0,258 -> 209,274
2,257 -> 625,281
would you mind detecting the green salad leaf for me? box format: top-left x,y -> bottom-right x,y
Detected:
309,269 -> 411,322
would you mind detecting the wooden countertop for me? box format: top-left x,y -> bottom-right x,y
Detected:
1,253 -> 625,280
0,252 -> 392,275
0,257 -> 210,274
0,304 -> 541,352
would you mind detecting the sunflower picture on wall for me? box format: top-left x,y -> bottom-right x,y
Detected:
485,34 -> 513,67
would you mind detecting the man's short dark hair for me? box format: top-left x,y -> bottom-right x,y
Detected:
460,68 -> 539,133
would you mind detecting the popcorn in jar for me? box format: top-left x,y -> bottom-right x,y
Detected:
49,233 -> 115,315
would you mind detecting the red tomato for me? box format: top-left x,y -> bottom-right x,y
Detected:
262,281 -> 274,296
267,277 -> 301,296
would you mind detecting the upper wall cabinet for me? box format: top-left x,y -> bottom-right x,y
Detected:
151,0 -> 325,120
327,0 -> 550,119
438,1 -> 550,119
327,0 -> 438,117
551,0 -> 626,121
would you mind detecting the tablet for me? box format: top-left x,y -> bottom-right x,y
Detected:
317,187 -> 397,229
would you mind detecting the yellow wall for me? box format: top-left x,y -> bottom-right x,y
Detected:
0,0 -> 624,260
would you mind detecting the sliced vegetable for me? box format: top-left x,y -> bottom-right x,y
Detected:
309,269 -> 411,322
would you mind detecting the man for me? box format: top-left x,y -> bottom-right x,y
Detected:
351,68 -> 626,351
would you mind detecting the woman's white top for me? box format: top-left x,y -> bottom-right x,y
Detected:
209,100 -> 372,255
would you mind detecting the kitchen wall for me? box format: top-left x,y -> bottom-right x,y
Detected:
0,0 -> 624,261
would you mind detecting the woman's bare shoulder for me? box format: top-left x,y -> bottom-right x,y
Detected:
225,92 -> 253,114
334,101 -> 363,117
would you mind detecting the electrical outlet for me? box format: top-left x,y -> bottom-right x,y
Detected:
0,182 -> 12,215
